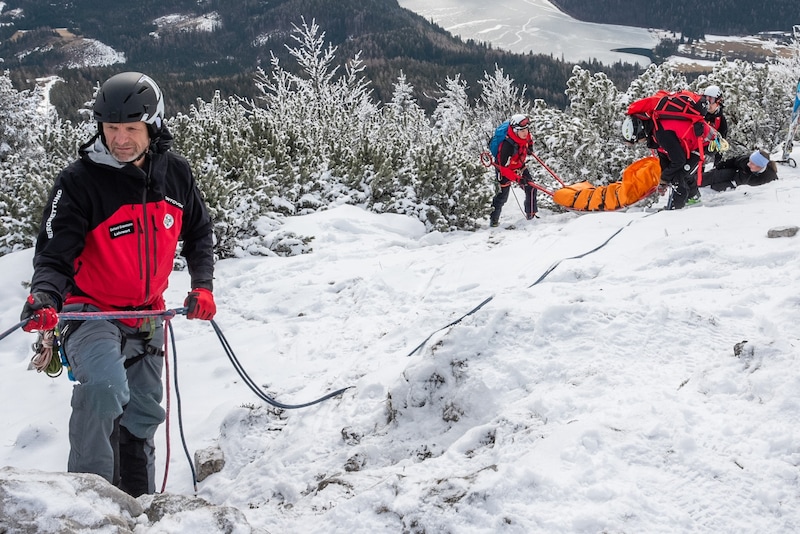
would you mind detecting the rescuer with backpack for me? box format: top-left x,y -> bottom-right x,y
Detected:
489,114 -> 537,227
622,90 -> 726,210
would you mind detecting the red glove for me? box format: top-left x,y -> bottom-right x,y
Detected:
184,288 -> 216,320
21,292 -> 59,332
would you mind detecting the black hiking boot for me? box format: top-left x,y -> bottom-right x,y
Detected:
118,426 -> 152,497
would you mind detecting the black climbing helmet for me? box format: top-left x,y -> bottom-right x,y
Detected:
93,72 -> 165,136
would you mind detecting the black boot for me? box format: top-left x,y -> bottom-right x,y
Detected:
118,425 -> 152,497
111,416 -> 122,488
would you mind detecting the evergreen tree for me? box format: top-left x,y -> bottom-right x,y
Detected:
169,92 -> 309,258
0,73 -> 83,254
430,75 -> 492,229
624,63 -> 689,102
563,66 -> 631,183
2,23 -> 799,258
0,71 -> 43,162
253,17 -> 378,207
368,72 -> 428,217
475,67 -> 530,132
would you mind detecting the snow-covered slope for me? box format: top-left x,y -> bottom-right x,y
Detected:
2,148 -> 800,532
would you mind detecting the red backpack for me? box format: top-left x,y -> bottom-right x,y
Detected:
627,90 -> 707,125
627,90 -> 711,185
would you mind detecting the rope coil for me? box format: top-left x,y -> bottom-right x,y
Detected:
29,329 -> 62,377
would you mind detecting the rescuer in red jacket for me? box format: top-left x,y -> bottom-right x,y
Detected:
20,72 -> 216,497
489,114 -> 538,226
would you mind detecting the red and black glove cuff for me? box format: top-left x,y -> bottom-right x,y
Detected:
184,288 -> 216,321
21,292 -> 59,332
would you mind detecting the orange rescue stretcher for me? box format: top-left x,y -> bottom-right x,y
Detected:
481,151 -> 661,212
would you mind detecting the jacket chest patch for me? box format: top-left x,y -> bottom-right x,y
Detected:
109,221 -> 135,239
163,214 -> 175,230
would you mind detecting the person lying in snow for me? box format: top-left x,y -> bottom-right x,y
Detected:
700,149 -> 778,191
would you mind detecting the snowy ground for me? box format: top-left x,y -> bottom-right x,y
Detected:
1,147 -> 800,532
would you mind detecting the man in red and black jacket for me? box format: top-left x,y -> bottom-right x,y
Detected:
20,72 -> 216,497
489,114 -> 537,227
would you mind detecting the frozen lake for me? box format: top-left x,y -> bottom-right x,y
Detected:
396,0 -> 660,65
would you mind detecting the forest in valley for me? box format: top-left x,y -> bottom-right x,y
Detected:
551,0 -> 799,39
1,0 -> 645,121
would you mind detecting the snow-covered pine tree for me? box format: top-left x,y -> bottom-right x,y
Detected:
170,91 -> 290,258
367,72 -> 427,218
476,67 -> 531,135
254,17 -> 377,212
0,71 -> 42,162
0,73 -> 83,253
562,66 -> 631,184
430,74 -> 491,230
369,72 -> 487,231
692,58 -> 787,154
624,63 -> 689,103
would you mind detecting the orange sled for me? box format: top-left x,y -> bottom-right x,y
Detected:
553,156 -> 660,212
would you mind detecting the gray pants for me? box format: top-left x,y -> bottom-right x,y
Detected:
61,304 -> 166,495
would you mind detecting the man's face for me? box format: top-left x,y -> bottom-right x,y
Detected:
102,122 -> 150,166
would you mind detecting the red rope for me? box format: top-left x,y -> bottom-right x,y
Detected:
480,151 -> 555,196
160,314 -> 172,493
